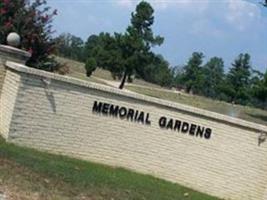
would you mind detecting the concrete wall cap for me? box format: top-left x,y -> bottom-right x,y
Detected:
0,45 -> 31,58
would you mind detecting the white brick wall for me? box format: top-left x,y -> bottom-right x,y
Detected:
0,68 -> 20,139
0,64 -> 6,96
1,61 -> 267,200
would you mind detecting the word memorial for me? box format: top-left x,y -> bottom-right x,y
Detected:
92,101 -> 212,140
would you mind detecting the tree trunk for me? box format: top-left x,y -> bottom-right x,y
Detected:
119,71 -> 127,89
186,85 -> 191,94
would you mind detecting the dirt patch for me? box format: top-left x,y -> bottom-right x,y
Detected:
0,159 -> 62,200
0,159 -> 112,200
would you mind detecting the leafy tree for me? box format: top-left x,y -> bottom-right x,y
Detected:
253,70 -> 267,108
142,54 -> 173,87
55,33 -> 84,61
87,33 -> 172,87
0,0 -> 58,71
88,32 -> 125,79
84,34 -> 102,60
182,52 -> 205,94
83,2 -> 164,89
226,53 -> 252,104
85,57 -> 97,77
203,57 -> 225,98
173,65 -> 186,90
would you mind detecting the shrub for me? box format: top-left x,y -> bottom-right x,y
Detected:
85,57 -> 97,77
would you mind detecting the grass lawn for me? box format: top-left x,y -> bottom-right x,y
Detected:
0,137 -> 221,200
56,57 -> 166,88
126,85 -> 267,126
55,57 -> 109,85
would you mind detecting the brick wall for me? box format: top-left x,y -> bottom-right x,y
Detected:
1,61 -> 267,200
0,45 -> 30,137
0,61 -> 6,134
0,68 -> 20,139
0,63 -> 6,96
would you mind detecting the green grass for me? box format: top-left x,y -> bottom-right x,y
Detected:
55,56 -> 109,85
126,85 -> 267,126
56,56 -> 115,81
56,56 -> 165,88
0,137 -> 220,200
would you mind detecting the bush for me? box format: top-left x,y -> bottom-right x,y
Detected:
85,57 -> 97,77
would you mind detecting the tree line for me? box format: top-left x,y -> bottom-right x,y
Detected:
174,52 -> 267,108
56,32 -> 267,109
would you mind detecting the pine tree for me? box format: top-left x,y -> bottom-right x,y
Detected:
83,1 -> 164,89
54,33 -> 84,61
203,57 -> 225,98
226,53 -> 252,104
253,70 -> 267,108
118,1 -> 164,89
183,52 -> 205,94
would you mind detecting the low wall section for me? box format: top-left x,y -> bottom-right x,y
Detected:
1,61 -> 267,200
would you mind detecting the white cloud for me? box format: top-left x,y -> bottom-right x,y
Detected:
226,0 -> 262,31
114,0 -> 210,11
116,0 -> 135,8
189,19 -> 225,38
114,0 -> 265,35
149,0 -> 208,12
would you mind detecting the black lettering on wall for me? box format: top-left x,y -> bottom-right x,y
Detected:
138,112 -> 145,124
134,110 -> 139,121
110,105 -> 119,117
127,109 -> 135,121
92,101 -> 214,140
204,128 -> 212,139
166,119 -> 174,130
189,124 -> 197,136
119,107 -> 127,118
102,103 -> 110,115
174,120 -> 181,131
93,101 -> 102,113
181,122 -> 189,133
196,126 -> 204,138
145,113 -> 151,125
159,117 -> 167,128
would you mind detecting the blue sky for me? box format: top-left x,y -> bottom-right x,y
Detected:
47,0 -> 267,72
